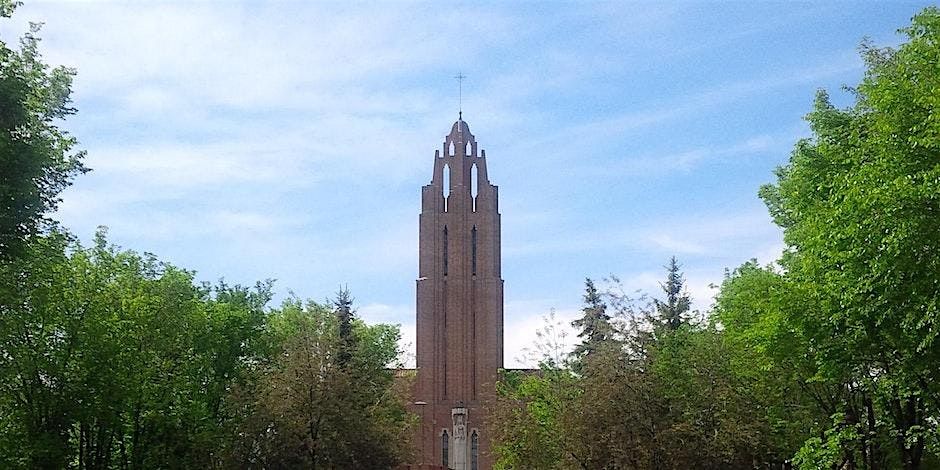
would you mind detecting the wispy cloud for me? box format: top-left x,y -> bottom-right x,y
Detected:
500,52 -> 860,164
505,208 -> 780,259
648,234 -> 707,255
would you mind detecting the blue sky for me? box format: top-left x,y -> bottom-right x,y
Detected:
1,1 -> 931,366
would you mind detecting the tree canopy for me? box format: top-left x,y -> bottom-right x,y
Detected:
0,1 -> 86,259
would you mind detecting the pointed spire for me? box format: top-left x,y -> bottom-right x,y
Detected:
455,72 -> 466,120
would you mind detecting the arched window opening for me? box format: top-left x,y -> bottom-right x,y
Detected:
470,162 -> 478,212
471,431 -> 479,470
449,141 -> 455,156
442,163 -> 450,212
471,226 -> 477,276
443,226 -> 449,276
465,141 -> 472,156
442,430 -> 450,468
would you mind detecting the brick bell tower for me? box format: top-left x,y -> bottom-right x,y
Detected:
413,115 -> 503,470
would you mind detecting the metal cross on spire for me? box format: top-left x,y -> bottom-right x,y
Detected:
455,72 -> 466,120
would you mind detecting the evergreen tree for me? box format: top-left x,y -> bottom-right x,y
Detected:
332,287 -> 356,367
570,278 -> 611,371
654,256 -> 691,331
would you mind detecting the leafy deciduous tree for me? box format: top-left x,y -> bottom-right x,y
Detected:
227,296 -> 412,469
0,1 -> 86,259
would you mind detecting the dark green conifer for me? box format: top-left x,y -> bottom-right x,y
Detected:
654,256 -> 691,331
570,278 -> 612,371
333,287 -> 356,367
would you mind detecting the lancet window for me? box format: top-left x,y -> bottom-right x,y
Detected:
442,430 -> 450,468
471,226 -> 477,275
471,430 -> 479,470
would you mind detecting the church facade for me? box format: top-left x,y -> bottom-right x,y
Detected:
410,117 -> 504,470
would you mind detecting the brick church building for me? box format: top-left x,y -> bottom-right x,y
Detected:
405,116 -> 504,470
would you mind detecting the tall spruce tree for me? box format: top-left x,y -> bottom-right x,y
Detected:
570,278 -> 611,371
654,256 -> 691,331
333,287 -> 356,367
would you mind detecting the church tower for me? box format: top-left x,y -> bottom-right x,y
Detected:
413,117 -> 503,470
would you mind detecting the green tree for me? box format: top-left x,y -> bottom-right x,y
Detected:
0,2 -> 86,259
228,296 -> 412,469
493,284 -> 664,470
562,343 -> 660,470
653,256 -> 691,331
333,287 -> 356,367
570,278 -> 611,372
0,228 -> 274,469
490,367 -> 578,470
739,7 -> 940,468
713,261 -> 836,468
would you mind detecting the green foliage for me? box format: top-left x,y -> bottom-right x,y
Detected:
490,368 -> 578,470
0,230 -> 411,469
714,261 -> 838,465
793,413 -> 865,470
653,256 -> 692,331
0,5 -> 86,259
227,297 -> 412,469
742,7 -> 940,468
569,278 -> 612,372
651,326 -> 771,468
0,229 -> 272,469
704,8 -> 940,469
761,5 -> 940,399
333,287 -> 357,367
493,275 -> 780,469
0,8 -> 413,461
0,1 -> 21,19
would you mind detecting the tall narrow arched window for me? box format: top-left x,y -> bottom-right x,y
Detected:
471,226 -> 477,276
466,141 -> 472,156
443,226 -> 448,276
449,141 -> 456,156
471,431 -> 479,470
442,430 -> 450,468
470,162 -> 478,212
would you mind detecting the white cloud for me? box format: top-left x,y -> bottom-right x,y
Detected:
648,234 -> 707,255
571,131 -> 785,178
397,322 -> 417,368
88,143 -> 305,188
503,300 -> 581,368
97,208 -> 303,242
755,242 -> 786,266
359,302 -> 413,324
506,208 -> 781,261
